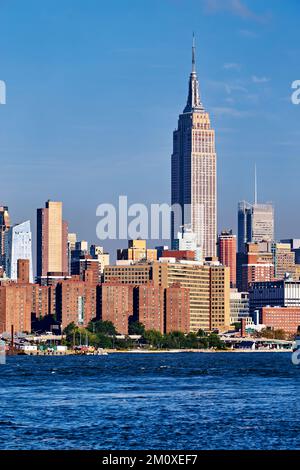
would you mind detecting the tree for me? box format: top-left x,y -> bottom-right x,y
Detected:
96,333 -> 113,348
63,322 -> 77,336
87,320 -> 117,336
128,321 -> 146,336
258,328 -> 275,339
232,322 -> 241,332
163,331 -> 185,349
197,329 -> 207,337
144,330 -> 164,348
274,329 -> 287,340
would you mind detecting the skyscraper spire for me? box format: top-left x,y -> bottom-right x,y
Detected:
192,32 -> 196,73
183,34 -> 204,113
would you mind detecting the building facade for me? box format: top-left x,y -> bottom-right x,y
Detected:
104,264 -> 152,285
100,282 -> 134,335
218,230 -> 236,287
56,274 -> 97,330
260,306 -> 300,334
133,284 -> 165,333
272,243 -> 296,280
0,284 -> 32,333
117,240 -> 157,263
209,265 -> 230,331
230,289 -> 250,325
165,284 -> 190,334
249,279 -> 300,313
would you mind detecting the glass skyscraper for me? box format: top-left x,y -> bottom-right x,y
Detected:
0,205 -> 10,269
5,220 -> 33,283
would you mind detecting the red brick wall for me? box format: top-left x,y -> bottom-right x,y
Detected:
261,307 -> 300,334
134,284 -> 164,333
165,285 -> 190,334
100,283 -> 133,334
0,285 -> 32,333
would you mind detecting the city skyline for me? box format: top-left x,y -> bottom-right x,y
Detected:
0,0 -> 299,255
0,2 -> 300,457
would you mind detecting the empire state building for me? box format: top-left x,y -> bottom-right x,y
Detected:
171,38 -> 217,258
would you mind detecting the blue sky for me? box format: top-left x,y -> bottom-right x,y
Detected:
0,0 -> 299,256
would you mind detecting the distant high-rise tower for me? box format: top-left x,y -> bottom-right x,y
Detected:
5,221 -> 33,283
37,200 -> 68,278
0,206 -> 10,269
238,202 -> 274,253
171,36 -> 217,258
238,170 -> 274,253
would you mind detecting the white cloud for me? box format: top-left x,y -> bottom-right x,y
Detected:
212,106 -> 253,118
239,29 -> 258,38
252,75 -> 271,84
223,62 -> 241,71
225,83 -> 248,94
202,0 -> 270,22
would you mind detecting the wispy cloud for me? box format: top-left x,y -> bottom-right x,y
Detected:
239,29 -> 259,38
252,75 -> 271,84
212,106 -> 254,118
225,83 -> 248,94
202,0 -> 270,23
223,62 -> 241,71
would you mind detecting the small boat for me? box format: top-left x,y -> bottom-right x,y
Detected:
96,348 -> 108,356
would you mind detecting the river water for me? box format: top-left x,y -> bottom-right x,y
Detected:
0,353 -> 299,450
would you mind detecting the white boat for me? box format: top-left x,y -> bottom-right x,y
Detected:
96,348 -> 108,356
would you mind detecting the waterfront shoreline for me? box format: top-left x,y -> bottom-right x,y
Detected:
7,348 -> 292,356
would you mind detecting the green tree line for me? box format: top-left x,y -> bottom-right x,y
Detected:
62,320 -> 226,350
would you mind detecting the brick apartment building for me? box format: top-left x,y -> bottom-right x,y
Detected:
56,271 -> 97,329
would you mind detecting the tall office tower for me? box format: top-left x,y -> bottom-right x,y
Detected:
0,205 -> 10,269
251,203 -> 274,243
238,201 -> 274,253
218,230 -> 237,287
67,233 -> 77,275
5,221 -> 33,283
237,201 -> 252,253
171,37 -> 217,258
37,201 -> 68,278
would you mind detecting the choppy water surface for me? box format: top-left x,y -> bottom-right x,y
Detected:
0,353 -> 299,450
